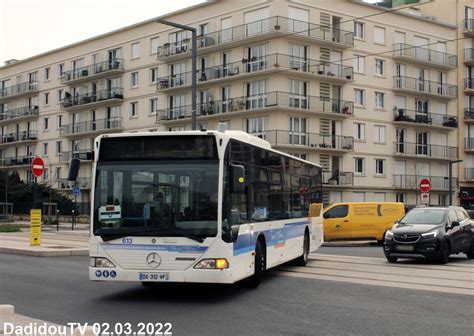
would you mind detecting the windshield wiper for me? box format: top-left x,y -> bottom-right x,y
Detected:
97,227 -> 205,243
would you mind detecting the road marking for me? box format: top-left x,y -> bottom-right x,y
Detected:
274,253 -> 474,296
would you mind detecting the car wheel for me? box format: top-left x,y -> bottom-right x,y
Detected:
247,240 -> 265,288
385,255 -> 398,263
438,240 -> 450,264
294,231 -> 310,266
465,240 -> 474,259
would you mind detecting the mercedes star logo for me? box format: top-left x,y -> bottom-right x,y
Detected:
403,234 -> 408,240
146,252 -> 161,268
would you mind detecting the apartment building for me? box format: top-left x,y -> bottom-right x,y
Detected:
0,0 -> 460,212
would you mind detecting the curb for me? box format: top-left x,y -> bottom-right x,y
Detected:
322,241 -> 379,247
0,305 -> 15,333
0,247 -> 89,257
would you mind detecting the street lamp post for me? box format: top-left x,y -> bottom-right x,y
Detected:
449,160 -> 462,205
157,19 -> 197,130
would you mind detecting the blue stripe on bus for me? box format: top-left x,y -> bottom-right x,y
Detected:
233,221 -> 310,256
100,243 -> 208,253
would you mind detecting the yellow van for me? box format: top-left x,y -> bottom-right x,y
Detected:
323,202 -> 405,243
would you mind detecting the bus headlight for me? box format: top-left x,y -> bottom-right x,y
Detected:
194,258 -> 229,270
90,257 -> 116,268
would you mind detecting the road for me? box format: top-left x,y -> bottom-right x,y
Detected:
0,247 -> 473,336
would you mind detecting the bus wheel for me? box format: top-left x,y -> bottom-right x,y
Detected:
247,240 -> 265,288
294,231 -> 310,266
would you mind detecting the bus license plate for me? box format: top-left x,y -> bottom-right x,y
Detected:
139,272 -> 169,281
396,245 -> 414,252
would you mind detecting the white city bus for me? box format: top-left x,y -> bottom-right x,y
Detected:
82,130 -> 323,286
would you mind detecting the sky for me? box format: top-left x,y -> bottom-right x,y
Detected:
0,0 -> 205,65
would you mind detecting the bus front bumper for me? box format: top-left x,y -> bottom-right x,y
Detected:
89,267 -> 239,284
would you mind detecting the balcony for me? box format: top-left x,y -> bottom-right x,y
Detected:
157,91 -> 354,122
465,138 -> 474,153
60,118 -> 122,137
393,174 -> 457,191
394,142 -> 458,160
465,108 -> 474,123
0,105 -> 38,124
157,54 -> 354,92
157,16 -> 354,62
322,171 -> 353,186
61,59 -> 124,85
0,155 -> 34,169
58,149 -> 93,163
464,19 -> 474,37
259,130 -> 354,153
393,43 -> 457,69
393,108 -> 457,130
58,177 -> 91,190
0,82 -> 39,101
465,168 -> 474,181
464,78 -> 474,95
393,76 -> 457,100
464,49 -> 474,66
60,88 -> 123,112
0,131 -> 37,148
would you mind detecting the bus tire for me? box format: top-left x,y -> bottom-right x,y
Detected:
247,240 -> 265,288
294,230 -> 310,266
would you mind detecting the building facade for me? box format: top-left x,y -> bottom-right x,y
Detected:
0,0 -> 462,213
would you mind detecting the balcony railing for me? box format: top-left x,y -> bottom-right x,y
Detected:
464,19 -> 474,35
60,88 -> 123,109
58,149 -> 93,163
465,138 -> 474,151
61,59 -> 124,84
393,108 -> 457,128
157,54 -> 354,90
465,49 -> 474,63
0,155 -> 34,168
394,142 -> 458,159
465,108 -> 474,122
393,174 -> 457,191
322,171 -> 353,186
0,106 -> 38,122
58,177 -> 91,189
465,168 -> 474,180
464,78 -> 474,91
257,130 -> 354,151
393,76 -> 457,98
393,43 -> 457,68
0,131 -> 37,145
60,118 -> 122,136
0,82 -> 38,99
157,91 -> 353,122
157,16 -> 354,59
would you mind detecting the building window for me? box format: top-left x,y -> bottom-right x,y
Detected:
58,63 -> 64,77
169,126 -> 186,132
375,59 -> 385,76
150,67 -> 158,84
56,141 -> 62,156
354,89 -> 365,106
396,193 -> 406,203
58,89 -> 64,103
354,21 -> 364,39
373,192 -> 386,202
353,192 -> 365,202
131,72 -> 139,88
43,168 -> 49,181
375,159 -> 385,176
55,167 -> 61,180
374,26 -> 385,44
354,157 -> 365,174
353,55 -> 365,73
150,98 -> 158,115
375,92 -> 385,109
150,37 -> 159,54
56,115 -> 62,129
44,67 -> 50,81
353,122 -> 365,141
129,101 -> 138,118
374,125 -> 386,143
289,117 -> 307,145
42,143 -> 48,157
246,116 -> 267,139
43,117 -> 49,131
131,42 -> 140,59
44,92 -> 49,105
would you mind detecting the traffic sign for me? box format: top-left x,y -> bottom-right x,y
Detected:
30,209 -> 41,246
419,178 -> 431,193
31,157 -> 45,177
72,186 -> 80,196
421,192 -> 430,205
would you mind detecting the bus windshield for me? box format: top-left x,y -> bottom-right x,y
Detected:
93,161 -> 219,241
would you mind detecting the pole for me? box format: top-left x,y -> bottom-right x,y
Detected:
32,177 -> 37,209
56,209 -> 59,231
448,163 -> 453,206
191,29 -> 197,131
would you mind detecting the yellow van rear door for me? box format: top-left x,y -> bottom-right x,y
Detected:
323,204 -> 351,240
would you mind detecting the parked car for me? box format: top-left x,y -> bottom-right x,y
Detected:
384,206 -> 474,264
323,202 -> 405,243
466,209 -> 474,219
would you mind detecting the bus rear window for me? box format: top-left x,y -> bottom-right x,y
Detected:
99,135 -> 218,161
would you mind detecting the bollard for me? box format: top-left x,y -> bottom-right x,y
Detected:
0,305 -> 15,333
56,209 -> 60,231
73,326 -> 96,336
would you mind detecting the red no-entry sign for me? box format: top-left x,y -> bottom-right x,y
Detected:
419,178 -> 431,193
31,157 -> 45,177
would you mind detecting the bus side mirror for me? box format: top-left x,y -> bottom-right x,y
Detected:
230,164 -> 245,193
68,158 -> 80,181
